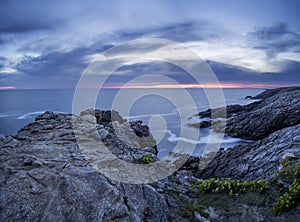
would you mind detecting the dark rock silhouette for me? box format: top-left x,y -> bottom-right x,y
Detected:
0,111 -> 186,222
197,87 -> 300,140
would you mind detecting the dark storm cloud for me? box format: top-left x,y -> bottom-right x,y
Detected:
0,56 -> 7,69
16,48 -> 91,76
117,21 -> 220,42
155,21 -> 220,41
11,42 -> 115,88
1,0 -> 299,88
208,60 -> 300,86
0,23 -> 53,34
0,1 -> 61,34
107,60 -> 300,86
0,37 -> 8,45
15,41 -> 116,75
247,23 -> 300,57
0,56 -> 7,61
0,35 -> 14,46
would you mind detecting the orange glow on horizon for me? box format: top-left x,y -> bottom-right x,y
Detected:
101,83 -> 287,89
0,86 -> 15,90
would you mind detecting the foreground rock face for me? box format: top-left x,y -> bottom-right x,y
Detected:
192,87 -> 300,221
0,111 -> 187,222
2,87 -> 300,221
197,123 -> 300,180
195,87 -> 300,180
197,87 -> 300,140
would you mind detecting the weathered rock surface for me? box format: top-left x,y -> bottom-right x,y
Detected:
0,111 -> 187,222
197,123 -> 300,180
197,87 -> 300,140
80,109 -> 126,126
189,87 -> 300,221
187,120 -> 212,128
2,86 -> 300,221
130,121 -> 151,137
252,86 -> 300,100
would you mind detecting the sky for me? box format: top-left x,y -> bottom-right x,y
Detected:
0,0 -> 300,89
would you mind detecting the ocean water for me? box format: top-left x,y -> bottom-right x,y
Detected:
0,88 -> 264,158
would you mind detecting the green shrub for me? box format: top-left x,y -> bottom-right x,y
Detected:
278,164 -> 296,184
279,158 -> 300,183
273,180 -> 300,215
140,154 -> 152,164
188,158 -> 300,216
281,156 -> 296,168
191,178 -> 268,196
273,158 -> 300,215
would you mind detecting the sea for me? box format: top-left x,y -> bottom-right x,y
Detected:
0,88 -> 264,158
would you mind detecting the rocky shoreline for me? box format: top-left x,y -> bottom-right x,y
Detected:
1,87 -> 300,221
0,109 -> 178,221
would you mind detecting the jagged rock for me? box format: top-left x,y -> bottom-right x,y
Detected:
188,121 -> 211,128
198,104 -> 244,119
130,121 -> 151,137
35,111 -> 58,120
252,86 -> 300,100
196,87 -> 300,140
98,128 -> 110,140
80,109 -> 126,125
196,123 -> 300,181
3,86 -> 300,221
0,111 -> 187,222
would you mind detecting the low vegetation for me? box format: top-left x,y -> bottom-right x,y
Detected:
188,158 -> 300,218
140,154 -> 153,164
273,157 -> 300,215
191,178 -> 268,197
186,178 -> 270,219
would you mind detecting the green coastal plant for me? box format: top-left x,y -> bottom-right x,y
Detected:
188,178 -> 269,218
273,158 -> 300,215
189,158 -> 300,217
273,180 -> 300,215
191,178 -> 268,196
140,154 -> 152,164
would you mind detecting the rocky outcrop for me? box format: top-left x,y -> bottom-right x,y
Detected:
130,121 -> 151,137
198,104 -> 244,119
192,88 -> 300,220
2,87 -> 300,221
80,109 -> 126,125
197,123 -> 300,180
197,87 -> 300,140
252,86 -> 300,100
0,111 -> 187,222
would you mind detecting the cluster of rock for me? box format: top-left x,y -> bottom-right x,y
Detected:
2,87 -> 300,221
0,110 -> 187,221
197,123 -> 300,181
197,86 -> 300,140
195,87 -> 300,182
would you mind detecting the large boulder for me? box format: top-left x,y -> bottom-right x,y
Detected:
0,111 -> 186,222
196,123 -> 300,181
197,87 -> 300,140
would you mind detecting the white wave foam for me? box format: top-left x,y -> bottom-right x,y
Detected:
126,112 -> 176,120
0,114 -> 9,118
17,111 -> 47,119
166,129 -> 251,145
166,130 -> 201,144
17,110 -> 67,119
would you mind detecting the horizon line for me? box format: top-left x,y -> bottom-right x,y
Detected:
1,83 -> 294,90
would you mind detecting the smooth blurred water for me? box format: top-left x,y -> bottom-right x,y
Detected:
0,88 -> 264,157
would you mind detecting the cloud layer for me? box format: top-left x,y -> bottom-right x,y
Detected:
0,0 -> 300,88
